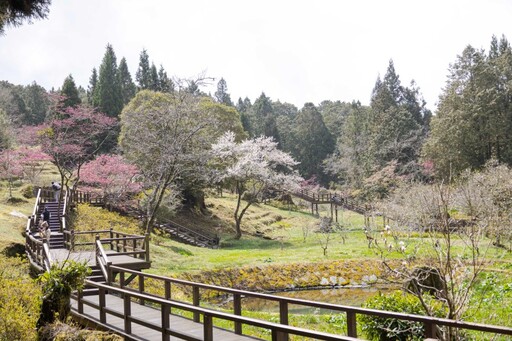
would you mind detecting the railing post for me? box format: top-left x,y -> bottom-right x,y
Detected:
99,287 -> 106,323
120,271 -> 125,288
145,233 -> 150,262
424,321 -> 437,339
95,235 -> 100,266
77,290 -> 83,314
138,274 -> 145,305
193,286 -> 200,322
165,281 -> 171,300
124,294 -> 131,335
71,230 -> 75,251
109,226 -> 114,250
347,311 -> 357,338
203,314 -> 213,341
234,293 -> 242,335
277,300 -> 289,341
162,303 -> 170,341
132,238 -> 137,258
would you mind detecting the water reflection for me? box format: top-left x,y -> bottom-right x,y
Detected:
211,286 -> 396,314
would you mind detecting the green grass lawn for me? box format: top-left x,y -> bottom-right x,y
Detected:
148,193 -> 381,275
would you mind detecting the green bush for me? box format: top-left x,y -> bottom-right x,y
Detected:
21,184 -> 34,199
360,290 -> 445,341
0,257 -> 41,340
37,261 -> 91,328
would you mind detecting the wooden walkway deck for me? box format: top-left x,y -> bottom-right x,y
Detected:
50,249 -> 150,269
71,294 -> 260,341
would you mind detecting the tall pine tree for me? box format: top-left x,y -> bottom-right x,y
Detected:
118,57 -> 136,106
424,37 -> 512,179
289,103 -> 334,184
136,49 -> 151,90
248,92 -> 280,143
95,44 -> 123,117
60,74 -> 81,108
88,67 -> 98,106
214,78 -> 233,106
158,65 -> 174,92
149,63 -> 159,91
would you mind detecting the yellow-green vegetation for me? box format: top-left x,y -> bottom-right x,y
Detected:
179,259 -> 386,293
0,257 -> 41,340
72,203 -> 140,234
0,181 -> 33,249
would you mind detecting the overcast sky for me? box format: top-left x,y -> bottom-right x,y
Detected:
1,0 -> 512,111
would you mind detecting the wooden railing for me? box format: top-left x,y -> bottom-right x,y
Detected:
70,189 -> 105,206
157,220 -> 219,248
73,280 -> 360,341
42,242 -> 53,272
103,266 -> 512,340
25,234 -> 51,273
25,188 -> 47,272
291,189 -> 368,215
293,189 -> 337,203
95,238 -> 112,284
64,228 -> 149,262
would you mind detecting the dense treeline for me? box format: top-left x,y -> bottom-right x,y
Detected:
2,36 -> 512,202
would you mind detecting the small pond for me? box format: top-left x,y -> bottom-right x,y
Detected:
210,286 -> 397,314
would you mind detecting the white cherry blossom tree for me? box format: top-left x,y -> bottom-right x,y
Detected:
211,132 -> 302,239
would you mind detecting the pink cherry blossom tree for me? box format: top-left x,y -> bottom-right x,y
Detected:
38,103 -> 117,192
79,154 -> 141,209
17,146 -> 52,184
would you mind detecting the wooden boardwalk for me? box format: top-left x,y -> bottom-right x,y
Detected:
71,294 -> 260,341
50,249 -> 149,269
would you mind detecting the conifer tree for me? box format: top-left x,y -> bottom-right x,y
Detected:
158,65 -> 174,93
237,97 -> 252,134
289,103 -> 334,184
96,44 -> 123,117
0,0 -> 51,34
60,74 -> 81,108
149,63 -> 159,91
88,68 -> 98,106
118,57 -> 136,106
135,49 -> 151,90
22,81 -> 49,124
424,37 -> 512,179
214,78 -> 233,106
249,92 -> 280,143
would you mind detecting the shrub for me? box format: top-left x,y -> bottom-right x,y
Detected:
21,184 -> 34,198
0,257 -> 41,340
37,261 -> 91,328
360,291 -> 445,341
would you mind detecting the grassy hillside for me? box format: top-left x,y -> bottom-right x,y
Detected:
149,192 -> 378,275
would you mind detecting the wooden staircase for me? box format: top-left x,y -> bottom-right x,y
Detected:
82,266 -> 107,297
35,202 -> 65,249
156,221 -> 219,248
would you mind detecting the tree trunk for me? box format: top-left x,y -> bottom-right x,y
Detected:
234,218 -> 242,240
182,187 -> 207,213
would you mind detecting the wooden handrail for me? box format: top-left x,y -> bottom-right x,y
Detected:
42,241 -> 53,272
74,280 -> 361,341
108,265 -> 512,339
95,238 -> 112,284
